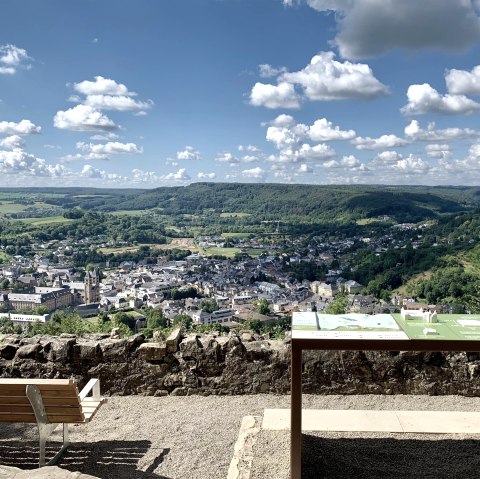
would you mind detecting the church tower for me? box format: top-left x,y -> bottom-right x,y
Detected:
84,269 -> 100,304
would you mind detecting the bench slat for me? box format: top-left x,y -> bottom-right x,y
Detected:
0,384 -> 78,393
0,397 -> 81,406
0,379 -> 73,386
0,389 -> 78,399
0,379 -> 105,425
0,404 -> 82,413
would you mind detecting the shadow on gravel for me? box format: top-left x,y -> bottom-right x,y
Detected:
302,435 -> 480,479
0,440 -> 171,479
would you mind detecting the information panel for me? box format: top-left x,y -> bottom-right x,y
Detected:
292,312 -> 409,340
393,313 -> 480,341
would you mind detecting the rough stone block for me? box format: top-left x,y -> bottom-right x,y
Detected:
16,343 -> 42,360
166,328 -> 181,353
0,343 -> 17,360
138,342 -> 167,361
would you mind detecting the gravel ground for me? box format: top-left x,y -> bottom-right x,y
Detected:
1,395 -> 480,479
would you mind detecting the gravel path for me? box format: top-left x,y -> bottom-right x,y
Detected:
1,395 -> 480,479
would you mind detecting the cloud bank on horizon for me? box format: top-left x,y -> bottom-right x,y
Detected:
2,0 -> 480,187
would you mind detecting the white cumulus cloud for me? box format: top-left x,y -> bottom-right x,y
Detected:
425,144 -> 451,159
163,168 -> 191,181
0,149 -> 65,177
198,172 -> 216,179
0,135 -> 25,150
77,141 -> 143,156
251,52 -> 387,108
242,167 -> 266,179
298,163 -> 314,173
308,118 -> 356,142
352,134 -> 409,150
215,152 -> 239,164
73,76 -> 133,96
250,82 -> 301,109
446,65 -> 480,95
282,52 -> 388,100
54,105 -> 119,131
131,169 -> 159,183
401,83 -> 480,115
84,95 -> 153,112
404,120 -> 480,141
0,119 -> 41,136
80,164 -> 126,182
341,155 -> 361,168
177,146 -> 201,161
0,44 -> 32,74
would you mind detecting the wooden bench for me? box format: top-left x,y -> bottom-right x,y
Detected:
0,378 -> 107,466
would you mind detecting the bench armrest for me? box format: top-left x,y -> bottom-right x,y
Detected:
79,378 -> 101,401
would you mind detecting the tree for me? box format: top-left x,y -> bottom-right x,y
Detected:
325,294 -> 349,315
242,319 -> 262,334
145,308 -> 168,329
113,311 -> 135,330
254,298 -> 270,315
173,314 -> 193,329
199,299 -> 219,313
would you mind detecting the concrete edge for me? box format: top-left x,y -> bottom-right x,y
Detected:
227,415 -> 262,479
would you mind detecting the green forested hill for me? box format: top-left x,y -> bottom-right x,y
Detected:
1,183 -> 480,227
1,183 -> 479,224
79,183 -> 480,223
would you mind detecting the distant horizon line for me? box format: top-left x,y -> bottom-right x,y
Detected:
0,182 -> 477,190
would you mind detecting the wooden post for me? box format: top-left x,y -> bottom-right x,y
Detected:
290,341 -> 302,479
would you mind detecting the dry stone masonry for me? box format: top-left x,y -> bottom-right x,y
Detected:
1,329 -> 480,396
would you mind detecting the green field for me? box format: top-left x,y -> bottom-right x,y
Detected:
201,246 -> 264,258
111,210 -> 149,216
14,216 -> 73,226
0,202 -> 29,214
201,247 -> 240,258
356,218 -> 380,225
221,232 -> 252,238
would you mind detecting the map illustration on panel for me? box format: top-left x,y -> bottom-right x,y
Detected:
292,312 -> 409,340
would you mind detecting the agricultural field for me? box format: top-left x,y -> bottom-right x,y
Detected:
0,202 -> 29,214
221,232 -> 252,238
200,247 -> 241,258
111,210 -> 150,217
13,216 -> 73,226
200,246 -> 264,258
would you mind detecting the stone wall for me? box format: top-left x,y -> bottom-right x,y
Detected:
1,330 -> 480,396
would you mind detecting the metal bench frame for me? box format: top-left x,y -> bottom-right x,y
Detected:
1,378 -> 104,467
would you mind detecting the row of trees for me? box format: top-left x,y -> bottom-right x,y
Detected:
0,306 -> 289,339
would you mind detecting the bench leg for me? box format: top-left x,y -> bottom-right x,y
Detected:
26,385 -> 70,467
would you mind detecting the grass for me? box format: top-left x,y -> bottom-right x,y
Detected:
393,271 -> 433,296
13,216 -> 73,226
356,218 -> 379,225
201,247 -> 241,258
221,232 -> 252,238
111,210 -> 149,216
0,202 -> 29,214
99,239 -> 199,254
201,246 -> 264,258
72,194 -> 113,198
244,248 -> 264,257
165,226 -> 183,233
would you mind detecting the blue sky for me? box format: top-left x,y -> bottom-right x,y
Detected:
2,0 -> 480,187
